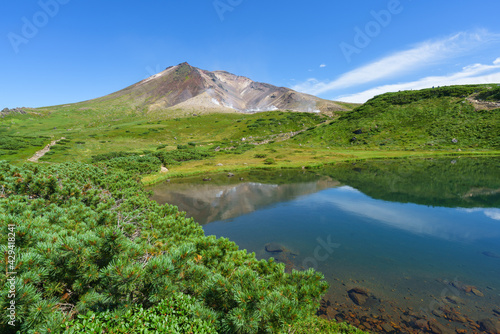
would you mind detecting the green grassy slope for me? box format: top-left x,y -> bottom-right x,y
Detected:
0,106 -> 328,164
292,84 -> 500,150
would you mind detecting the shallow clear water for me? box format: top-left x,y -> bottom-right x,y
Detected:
150,158 -> 500,333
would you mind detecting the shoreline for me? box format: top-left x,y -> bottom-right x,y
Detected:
142,150 -> 500,186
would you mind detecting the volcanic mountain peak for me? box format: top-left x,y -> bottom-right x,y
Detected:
95,62 -> 347,114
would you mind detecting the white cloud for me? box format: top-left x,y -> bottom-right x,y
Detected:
336,59 -> 500,103
292,30 -> 500,96
335,186 -> 360,193
494,57 -> 500,65
485,210 -> 500,221
320,64 -> 327,68
463,208 -> 500,221
312,193 -> 500,241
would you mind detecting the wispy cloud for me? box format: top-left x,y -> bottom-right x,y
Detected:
337,58 -> 500,102
311,191 -> 500,241
462,208 -> 500,221
319,64 -> 327,68
293,30 -> 500,96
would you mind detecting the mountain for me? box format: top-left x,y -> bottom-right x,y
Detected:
87,62 -> 347,114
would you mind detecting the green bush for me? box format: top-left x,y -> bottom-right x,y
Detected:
476,85 -> 500,101
63,292 -> 218,333
0,161 -> 329,333
91,151 -> 135,163
254,154 -> 267,159
0,136 -> 50,153
154,148 -> 213,166
100,155 -> 162,174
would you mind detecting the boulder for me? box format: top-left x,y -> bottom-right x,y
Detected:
482,251 -> 500,259
380,323 -> 394,333
445,295 -> 464,305
412,319 -> 429,330
428,319 -> 453,334
471,288 -> 484,297
265,243 -> 286,253
479,319 -> 500,334
348,287 -> 369,306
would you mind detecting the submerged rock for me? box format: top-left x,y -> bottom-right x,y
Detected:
412,319 -> 429,330
265,242 -> 286,253
444,295 -> 464,305
472,288 -> 484,297
427,319 -> 453,334
482,251 -> 500,259
380,323 -> 394,333
348,287 -> 370,306
451,281 -> 473,293
479,319 -> 500,334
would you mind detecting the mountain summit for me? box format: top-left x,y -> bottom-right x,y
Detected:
93,62 -> 346,113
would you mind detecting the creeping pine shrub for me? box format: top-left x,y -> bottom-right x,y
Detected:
91,151 -> 135,162
0,136 -> 51,154
64,292 -> 218,333
476,86 -> 500,101
154,147 -> 213,166
99,155 -> 162,174
0,161 -> 328,333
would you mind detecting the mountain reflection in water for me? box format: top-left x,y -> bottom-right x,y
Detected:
150,174 -> 340,224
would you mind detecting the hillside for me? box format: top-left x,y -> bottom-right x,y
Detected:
73,62 -> 347,114
292,84 -> 500,150
0,84 -> 499,170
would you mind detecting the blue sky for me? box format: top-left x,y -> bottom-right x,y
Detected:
1,0 -> 500,108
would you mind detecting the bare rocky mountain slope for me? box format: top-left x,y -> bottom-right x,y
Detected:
91,62 -> 347,113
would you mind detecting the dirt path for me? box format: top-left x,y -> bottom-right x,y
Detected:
28,137 -> 65,162
466,97 -> 500,110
